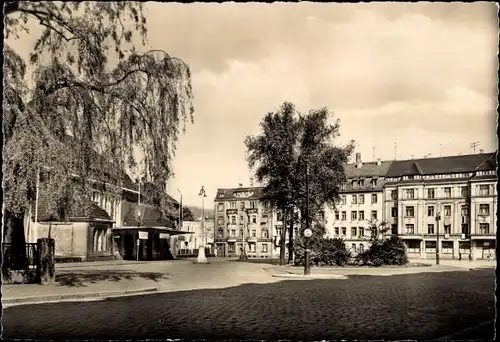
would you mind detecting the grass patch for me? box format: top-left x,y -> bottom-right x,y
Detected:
231,258 -> 282,265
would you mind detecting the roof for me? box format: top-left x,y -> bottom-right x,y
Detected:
345,160 -> 394,179
386,152 -> 497,177
34,195 -> 113,222
122,203 -> 177,228
215,187 -> 264,201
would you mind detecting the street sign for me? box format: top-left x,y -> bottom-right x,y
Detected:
159,233 -> 170,239
304,229 -> 312,238
138,231 -> 148,240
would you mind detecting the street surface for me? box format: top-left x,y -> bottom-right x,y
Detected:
2,261 -> 495,341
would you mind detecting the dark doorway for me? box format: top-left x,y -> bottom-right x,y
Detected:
124,234 -> 135,260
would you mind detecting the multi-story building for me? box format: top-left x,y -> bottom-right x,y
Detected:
327,153 -> 394,254
213,185 -> 276,258
384,152 -> 496,260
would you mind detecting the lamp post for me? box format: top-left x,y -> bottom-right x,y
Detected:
177,188 -> 183,229
435,212 -> 441,265
134,203 -> 145,262
303,163 -> 311,275
196,186 -> 208,263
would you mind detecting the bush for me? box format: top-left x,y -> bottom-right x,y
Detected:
294,238 -> 351,267
355,235 -> 409,266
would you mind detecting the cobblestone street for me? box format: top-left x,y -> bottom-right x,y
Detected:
2,266 -> 494,340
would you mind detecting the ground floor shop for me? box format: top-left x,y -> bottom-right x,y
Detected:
402,237 -> 496,260
213,238 -> 274,258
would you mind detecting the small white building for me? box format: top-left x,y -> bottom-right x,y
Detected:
173,219 -> 214,254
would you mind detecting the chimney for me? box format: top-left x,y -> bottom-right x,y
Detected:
249,178 -> 254,187
355,153 -> 362,168
376,158 -> 381,166
239,183 -> 243,188
479,149 -> 484,154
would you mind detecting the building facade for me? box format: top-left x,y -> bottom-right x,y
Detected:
383,152 -> 496,260
213,186 -> 277,258
326,153 -> 394,255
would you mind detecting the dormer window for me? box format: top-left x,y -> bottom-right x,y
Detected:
352,180 -> 358,188
370,179 -> 378,187
358,180 -> 364,187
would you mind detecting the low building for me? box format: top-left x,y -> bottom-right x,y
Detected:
173,219 -> 214,255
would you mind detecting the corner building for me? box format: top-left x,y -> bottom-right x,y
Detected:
213,186 -> 276,258
384,152 -> 497,260
327,153 -> 394,255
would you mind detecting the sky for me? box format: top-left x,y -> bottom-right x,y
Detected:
8,2 -> 499,206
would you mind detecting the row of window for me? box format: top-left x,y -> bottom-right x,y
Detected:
219,228 -> 270,239
390,185 -> 492,200
392,204 -> 490,218
348,179 -> 379,189
334,227 -> 366,238
227,243 -> 269,253
222,214 -> 265,225
335,210 -> 378,221
386,171 -> 495,183
217,201 -> 260,212
404,222 -> 490,235
348,194 -> 378,205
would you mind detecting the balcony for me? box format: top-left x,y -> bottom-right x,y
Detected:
247,237 -> 257,243
227,236 -> 237,243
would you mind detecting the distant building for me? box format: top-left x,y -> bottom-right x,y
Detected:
213,185 -> 277,258
173,219 -> 214,254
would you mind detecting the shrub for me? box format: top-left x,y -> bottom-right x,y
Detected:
355,235 -> 409,266
294,238 -> 351,267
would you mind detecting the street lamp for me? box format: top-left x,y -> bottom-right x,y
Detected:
435,212 -> 441,265
303,228 -> 312,275
196,186 -> 208,264
134,203 -> 145,262
177,188 -> 183,229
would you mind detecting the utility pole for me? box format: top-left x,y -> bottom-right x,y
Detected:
470,141 -> 480,154
394,142 -> 397,160
304,163 -> 311,276
372,146 -> 375,162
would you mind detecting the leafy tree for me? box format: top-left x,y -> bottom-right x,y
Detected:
367,220 -> 391,242
182,207 -> 196,222
3,2 -> 193,268
246,102 -> 354,265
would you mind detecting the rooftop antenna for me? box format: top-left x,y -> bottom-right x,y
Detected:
439,144 -> 442,157
394,142 -> 397,160
372,146 -> 375,162
470,141 -> 480,154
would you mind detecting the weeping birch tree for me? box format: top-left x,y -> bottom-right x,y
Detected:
3,2 -> 194,267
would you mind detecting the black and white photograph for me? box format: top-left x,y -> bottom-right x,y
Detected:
2,1 -> 497,340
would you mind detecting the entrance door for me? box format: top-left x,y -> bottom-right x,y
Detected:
216,243 -> 225,257
124,234 -> 134,260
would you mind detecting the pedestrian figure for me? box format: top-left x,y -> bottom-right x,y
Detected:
458,252 -> 462,261
469,253 -> 473,262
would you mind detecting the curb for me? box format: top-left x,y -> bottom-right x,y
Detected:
435,320 -> 494,340
272,274 -> 348,280
2,287 -> 159,305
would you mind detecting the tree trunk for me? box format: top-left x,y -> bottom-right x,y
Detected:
279,207 -> 287,266
288,215 -> 294,264
37,238 -> 55,284
2,210 -> 27,271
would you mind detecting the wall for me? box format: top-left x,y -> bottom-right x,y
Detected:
35,222 -> 89,258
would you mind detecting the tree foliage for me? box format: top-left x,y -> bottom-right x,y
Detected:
245,102 -> 354,264
355,236 -> 409,267
294,237 -> 351,267
3,1 -> 194,222
182,207 -> 196,222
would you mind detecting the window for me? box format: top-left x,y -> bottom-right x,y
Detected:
442,241 -> 453,254
231,216 -> 236,224
479,223 -> 490,234
352,180 -> 358,188
358,211 -> 364,220
217,216 -> 224,225
479,185 -> 490,196
334,227 -> 339,236
459,241 -> 471,253
427,206 -> 434,217
230,201 -> 236,209
391,224 -> 398,235
261,228 -> 269,238
461,224 -> 469,235
479,204 -> 490,216
443,205 -> 451,217
461,187 -> 469,197
217,228 -> 224,238
352,195 -> 357,204
425,241 -> 436,253
228,244 -> 235,252
351,211 -> 357,221
405,224 -> 414,234
359,227 -> 364,237
240,202 -> 245,210
277,227 -> 282,237
251,229 -> 256,237
341,211 -> 347,220
461,205 -> 469,216
427,188 -> 435,199
277,212 -> 282,221
371,179 -> 378,188
261,216 -> 268,224
252,215 -> 257,224
351,244 -> 357,253
239,229 -> 244,238
218,203 -> 224,211
358,180 -> 364,187
335,211 -> 340,220
262,244 -> 268,253
250,201 -> 257,208
391,190 -> 398,200
444,187 -> 451,198
444,225 -> 451,234
341,196 -> 347,205
341,227 -> 347,236
240,215 -> 244,224
405,206 -> 415,217
358,195 -> 365,204
351,227 -> 357,237
231,229 -> 236,237
371,194 -> 377,204
359,244 -> 364,253
405,189 -> 415,199
427,224 -> 435,234
248,244 -> 256,252
391,207 -> 398,218
371,210 -> 377,220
